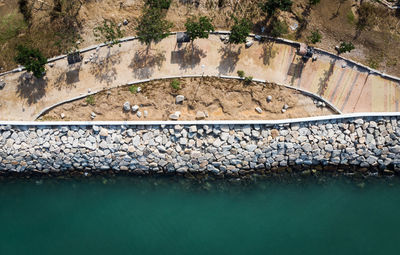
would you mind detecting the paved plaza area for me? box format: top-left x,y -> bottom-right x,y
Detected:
0,34 -> 399,121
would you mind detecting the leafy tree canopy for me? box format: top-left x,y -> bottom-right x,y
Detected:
229,17 -> 252,44
15,45 -> 47,78
185,16 -> 214,42
135,7 -> 173,45
261,0 -> 292,16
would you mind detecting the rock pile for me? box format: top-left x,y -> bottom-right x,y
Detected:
0,117 -> 399,174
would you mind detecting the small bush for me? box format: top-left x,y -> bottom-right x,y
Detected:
129,85 -> 139,93
244,76 -> 253,84
237,70 -> 245,78
93,19 -> 124,47
337,42 -> 355,54
170,79 -> 180,90
309,0 -> 320,5
308,30 -> 322,44
86,95 -> 95,105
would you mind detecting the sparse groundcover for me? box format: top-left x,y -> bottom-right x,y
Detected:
39,77 -> 335,121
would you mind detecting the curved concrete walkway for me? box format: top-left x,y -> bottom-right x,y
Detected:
0,34 -> 399,121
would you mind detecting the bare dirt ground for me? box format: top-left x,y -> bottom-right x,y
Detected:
39,77 -> 335,121
1,0 -> 399,76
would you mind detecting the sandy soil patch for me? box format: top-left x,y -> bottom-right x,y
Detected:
39,77 -> 335,121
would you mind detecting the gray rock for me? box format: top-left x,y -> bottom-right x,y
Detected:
90,112 -> 97,119
123,102 -> 130,111
99,129 -> 109,137
169,111 -> 181,120
143,110 -> 148,118
195,111 -> 206,120
131,105 -> 139,112
266,95 -> 272,102
176,95 -> 185,104
137,111 -> 142,118
255,107 -> 262,114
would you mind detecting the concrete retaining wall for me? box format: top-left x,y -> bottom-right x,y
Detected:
1,114 -> 400,175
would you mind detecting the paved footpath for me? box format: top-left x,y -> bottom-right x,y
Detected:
0,34 -> 399,121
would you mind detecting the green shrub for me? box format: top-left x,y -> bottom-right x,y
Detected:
244,76 -> 253,84
170,79 -> 180,90
86,95 -> 95,105
14,45 -> 47,78
308,30 -> 322,44
237,70 -> 245,78
129,85 -> 139,93
93,19 -> 124,47
338,42 -> 355,54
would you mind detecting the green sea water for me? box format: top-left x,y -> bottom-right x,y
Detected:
0,176 -> 400,255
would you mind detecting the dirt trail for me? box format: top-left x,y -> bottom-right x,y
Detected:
40,77 -> 335,121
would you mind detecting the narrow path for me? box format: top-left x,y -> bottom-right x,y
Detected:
0,34 -> 399,121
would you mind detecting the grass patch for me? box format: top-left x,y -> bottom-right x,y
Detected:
0,11 -> 26,44
129,85 -> 139,93
86,95 -> 95,105
170,79 -> 181,90
346,10 -> 355,25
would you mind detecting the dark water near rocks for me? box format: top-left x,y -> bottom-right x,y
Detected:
1,176 -> 400,255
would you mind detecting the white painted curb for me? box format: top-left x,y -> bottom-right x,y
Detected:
1,112 -> 399,127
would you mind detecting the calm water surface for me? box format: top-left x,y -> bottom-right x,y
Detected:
0,176 -> 400,255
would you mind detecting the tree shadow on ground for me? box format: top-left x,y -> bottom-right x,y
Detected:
287,60 -> 304,86
54,62 -> 82,90
171,43 -> 207,70
17,73 -> 48,105
218,45 -> 242,75
129,48 -> 166,79
317,60 -> 336,96
90,49 -> 121,86
259,41 -> 277,66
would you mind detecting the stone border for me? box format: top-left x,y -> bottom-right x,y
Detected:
1,31 -> 399,84
0,112 -> 397,127
33,74 -> 342,120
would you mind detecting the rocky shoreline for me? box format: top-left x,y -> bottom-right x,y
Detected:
1,116 -> 400,177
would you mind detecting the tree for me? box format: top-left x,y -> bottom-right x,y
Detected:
93,19 -> 124,47
270,19 -> 288,37
146,0 -> 172,10
229,17 -> 252,44
308,30 -> 322,44
185,16 -> 214,43
135,7 -> 173,46
261,0 -> 292,16
337,42 -> 355,54
15,45 -> 47,78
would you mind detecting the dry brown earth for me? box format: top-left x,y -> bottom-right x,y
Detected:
40,77 -> 335,121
